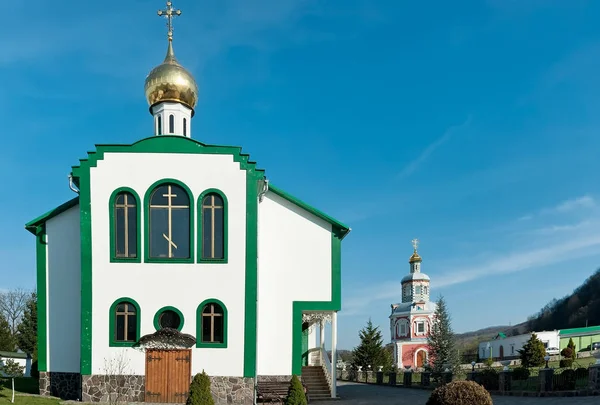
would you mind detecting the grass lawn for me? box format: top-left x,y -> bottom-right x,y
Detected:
0,378 -> 60,405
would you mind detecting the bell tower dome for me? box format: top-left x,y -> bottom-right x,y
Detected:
401,239 -> 431,303
144,1 -> 199,138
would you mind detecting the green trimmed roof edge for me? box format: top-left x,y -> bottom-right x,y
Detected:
25,197 -> 80,234
268,184 -> 351,239
559,325 -> 600,336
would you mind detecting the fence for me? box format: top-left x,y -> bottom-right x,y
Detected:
337,363 -> 600,395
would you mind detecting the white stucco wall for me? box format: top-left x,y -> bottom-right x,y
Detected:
478,330 -> 560,360
46,206 -> 81,373
89,152 -> 247,376
256,191 -> 333,375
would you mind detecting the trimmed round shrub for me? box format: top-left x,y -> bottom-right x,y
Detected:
426,380 -> 493,405
560,347 -> 574,359
511,367 -> 530,381
559,359 -> 573,368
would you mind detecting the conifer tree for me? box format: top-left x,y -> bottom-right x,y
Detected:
567,338 -> 576,357
285,375 -> 307,405
517,333 -> 546,368
186,371 -> 214,405
0,313 -> 16,352
16,292 -> 37,357
351,319 -> 392,371
427,296 -> 458,375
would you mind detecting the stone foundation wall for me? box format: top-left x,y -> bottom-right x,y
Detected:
210,376 -> 254,405
38,371 -> 81,400
81,374 -> 145,402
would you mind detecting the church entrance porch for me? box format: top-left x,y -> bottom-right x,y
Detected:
145,349 -> 192,403
300,311 -> 338,400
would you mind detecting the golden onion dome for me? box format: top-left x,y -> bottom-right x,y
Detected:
144,41 -> 198,115
409,251 -> 422,263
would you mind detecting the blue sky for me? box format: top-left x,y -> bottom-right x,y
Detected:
2,0 -> 600,351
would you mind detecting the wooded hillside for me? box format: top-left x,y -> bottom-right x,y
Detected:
527,268 -> 600,332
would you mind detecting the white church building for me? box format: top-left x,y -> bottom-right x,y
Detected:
24,2 -> 350,404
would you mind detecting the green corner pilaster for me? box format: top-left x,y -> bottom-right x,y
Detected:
243,170 -> 260,378
77,162 -> 93,375
35,227 -> 47,371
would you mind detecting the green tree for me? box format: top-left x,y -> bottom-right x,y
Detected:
16,292 -> 37,357
351,319 -> 392,371
517,333 -> 546,368
0,313 -> 16,352
285,375 -> 307,405
427,296 -> 459,376
186,371 -> 214,405
567,338 -> 576,356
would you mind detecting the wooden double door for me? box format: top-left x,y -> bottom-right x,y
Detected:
145,349 -> 192,403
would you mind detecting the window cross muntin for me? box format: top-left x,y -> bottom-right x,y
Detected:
202,195 -> 223,258
116,303 -> 136,341
150,185 -> 189,258
203,304 -> 223,342
115,193 -> 136,257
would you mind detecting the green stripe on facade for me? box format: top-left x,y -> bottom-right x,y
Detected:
291,232 -> 342,375
36,228 -> 47,371
78,167 -> 93,375
243,171 -> 259,378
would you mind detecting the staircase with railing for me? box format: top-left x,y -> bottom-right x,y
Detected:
302,347 -> 334,400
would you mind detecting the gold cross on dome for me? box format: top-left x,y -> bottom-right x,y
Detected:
411,238 -> 419,251
157,1 -> 182,42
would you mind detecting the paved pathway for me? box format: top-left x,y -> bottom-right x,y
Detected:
310,381 -> 599,405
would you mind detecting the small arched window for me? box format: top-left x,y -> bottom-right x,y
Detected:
183,118 -> 187,136
110,188 -> 140,262
157,115 -> 162,135
197,300 -> 227,348
109,298 -> 140,347
147,181 -> 192,261
169,114 -> 175,133
199,191 -> 227,262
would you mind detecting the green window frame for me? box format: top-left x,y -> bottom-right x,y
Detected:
109,297 -> 141,347
197,189 -> 228,263
153,306 -> 185,331
109,187 -> 141,263
144,178 -> 195,263
196,299 -> 228,348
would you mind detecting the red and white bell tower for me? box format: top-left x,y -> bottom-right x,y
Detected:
389,239 -> 437,369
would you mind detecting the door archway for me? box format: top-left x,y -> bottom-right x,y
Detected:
499,345 -> 504,360
415,349 -> 427,368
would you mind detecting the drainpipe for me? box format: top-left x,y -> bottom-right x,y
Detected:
68,174 -> 80,194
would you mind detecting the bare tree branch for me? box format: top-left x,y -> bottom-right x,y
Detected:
0,289 -> 31,334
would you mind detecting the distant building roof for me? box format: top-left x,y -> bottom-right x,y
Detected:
0,351 -> 28,359
559,325 -> 600,337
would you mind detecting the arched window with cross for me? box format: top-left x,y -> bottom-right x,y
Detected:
198,189 -> 228,262
109,298 -> 141,347
145,179 -> 194,262
196,299 -> 227,348
109,187 -> 141,262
